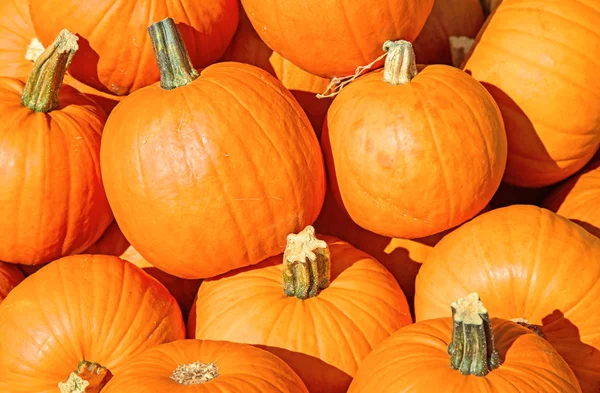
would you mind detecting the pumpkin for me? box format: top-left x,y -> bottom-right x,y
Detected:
240,0 -> 435,78
415,205 -> 600,393
0,254 -> 185,392
29,0 -> 239,95
348,293 -> 582,393
81,220 -> 130,256
323,40 -> 506,239
191,225 -> 412,393
102,339 -> 309,393
412,0 -> 485,66
0,29 -> 113,265
0,262 -> 24,303
121,245 -> 202,323
220,5 -> 332,136
101,18 -> 325,279
463,0 -> 600,187
543,153 -> 600,238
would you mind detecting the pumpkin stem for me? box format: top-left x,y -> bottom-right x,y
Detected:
447,293 -> 502,376
382,40 -> 418,85
148,17 -> 199,90
171,362 -> 219,384
25,37 -> 45,63
58,361 -> 112,393
21,29 -> 78,113
510,318 -> 547,339
283,225 -> 331,300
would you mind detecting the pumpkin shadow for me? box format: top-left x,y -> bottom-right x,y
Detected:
288,90 -> 332,138
489,181 -> 554,209
540,310 -> 600,393
66,35 -> 102,93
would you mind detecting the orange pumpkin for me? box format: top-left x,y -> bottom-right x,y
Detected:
463,0 -> 600,187
0,254 -> 185,392
81,220 -> 130,256
323,40 -> 506,239
0,29 -> 113,265
543,154 -> 600,238
240,0 -> 434,78
0,262 -> 24,303
192,226 -> 412,393
102,339 -> 309,393
101,18 -> 325,279
348,293 -> 582,393
415,205 -> 600,393
29,0 -> 239,95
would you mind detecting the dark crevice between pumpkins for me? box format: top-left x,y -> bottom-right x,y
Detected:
171,361 -> 219,384
283,225 -> 331,300
58,360 -> 112,393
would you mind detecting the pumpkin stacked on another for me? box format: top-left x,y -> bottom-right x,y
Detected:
0,262 -> 24,303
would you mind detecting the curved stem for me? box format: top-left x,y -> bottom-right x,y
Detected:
171,362 -> 219,385
283,226 -> 331,300
21,29 -> 78,112
447,293 -> 502,376
58,361 -> 112,393
381,40 -> 418,85
148,17 -> 199,90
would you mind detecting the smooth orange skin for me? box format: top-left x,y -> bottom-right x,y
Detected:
415,205 -> 600,393
192,235 -> 412,393
0,262 -> 24,303
29,0 -> 239,96
240,0 -> 435,78
412,0 -> 485,65
220,7 -> 332,136
81,220 -> 130,256
463,0 -> 600,187
102,339 -> 309,393
101,62 -> 326,279
324,65 -> 507,239
348,318 -> 582,393
0,78 -> 112,265
0,254 -> 186,393
543,154 -> 600,238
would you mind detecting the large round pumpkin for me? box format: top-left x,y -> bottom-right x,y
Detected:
0,262 -> 24,303
102,339 -> 309,393
0,254 -> 185,392
29,0 -> 239,95
240,0 -> 435,78
348,293 -> 582,393
415,205 -> 600,393
323,40 -> 506,239
463,0 -> 600,187
101,19 -> 325,279
191,226 -> 412,393
0,29 -> 113,265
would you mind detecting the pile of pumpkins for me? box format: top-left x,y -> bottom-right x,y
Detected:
0,0 -> 599,392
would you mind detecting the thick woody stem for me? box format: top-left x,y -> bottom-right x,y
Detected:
58,361 -> 112,393
382,40 -> 418,85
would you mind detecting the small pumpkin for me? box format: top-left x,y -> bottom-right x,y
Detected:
100,18 -> 325,279
415,205 -> 600,393
323,40 -> 506,239
81,220 -> 130,256
191,225 -> 412,393
348,293 -> 582,393
29,0 -> 240,95
463,0 -> 600,187
0,254 -> 185,392
102,339 -> 309,393
0,29 -> 113,265
0,262 -> 24,303
240,0 -> 435,78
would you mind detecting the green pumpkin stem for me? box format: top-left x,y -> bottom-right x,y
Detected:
21,29 -> 78,113
447,293 -> 502,376
58,360 -> 112,393
283,225 -> 331,300
382,40 -> 418,85
148,17 -> 199,90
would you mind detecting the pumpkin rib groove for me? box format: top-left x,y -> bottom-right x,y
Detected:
522,209 -> 547,320
337,0 -> 369,65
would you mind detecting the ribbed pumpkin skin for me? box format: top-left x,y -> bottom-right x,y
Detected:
0,255 -> 185,393
240,0 -> 435,78
0,262 -> 24,303
102,340 -> 309,393
29,0 -> 240,95
324,65 -> 507,239
463,0 -> 600,187
101,62 -> 326,279
0,78 -> 112,265
543,155 -> 600,238
348,318 -> 582,393
192,236 -> 412,393
415,205 -> 600,393
0,0 -> 32,78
